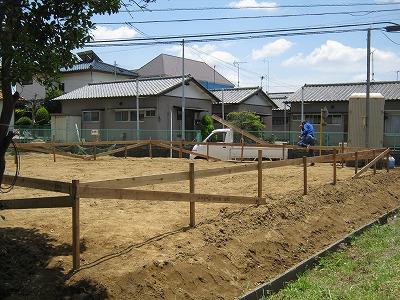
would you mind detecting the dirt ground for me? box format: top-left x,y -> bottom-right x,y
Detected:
1,152 -> 400,300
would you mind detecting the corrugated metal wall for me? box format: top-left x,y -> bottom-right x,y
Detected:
348,93 -> 385,148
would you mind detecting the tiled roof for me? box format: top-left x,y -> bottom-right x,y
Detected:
268,92 -> 293,110
137,54 -> 234,87
60,60 -> 138,77
54,75 -> 218,102
210,87 -> 277,109
287,81 -> 400,103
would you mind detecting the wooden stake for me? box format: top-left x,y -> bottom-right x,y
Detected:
71,180 -> 80,270
52,135 -> 56,162
189,162 -> 195,227
373,149 -> 376,175
258,150 -> 263,199
386,152 -> 390,172
303,156 -> 307,195
333,148 -> 337,185
149,139 -> 153,159
355,151 -> 358,174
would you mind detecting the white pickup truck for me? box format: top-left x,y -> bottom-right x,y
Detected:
190,128 -> 287,161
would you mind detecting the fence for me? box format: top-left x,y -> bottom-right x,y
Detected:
11,126 -> 400,149
1,147 -> 391,271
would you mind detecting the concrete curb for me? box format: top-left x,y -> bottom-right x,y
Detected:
239,206 -> 400,300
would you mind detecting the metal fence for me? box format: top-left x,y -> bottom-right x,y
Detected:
11,126 -> 400,149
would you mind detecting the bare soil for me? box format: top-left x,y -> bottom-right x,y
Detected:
1,153 -> 400,300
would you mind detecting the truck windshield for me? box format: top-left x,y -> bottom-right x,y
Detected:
209,132 -> 226,142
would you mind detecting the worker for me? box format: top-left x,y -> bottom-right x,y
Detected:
298,120 -> 316,164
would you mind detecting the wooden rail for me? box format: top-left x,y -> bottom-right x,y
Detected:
1,147 -> 391,271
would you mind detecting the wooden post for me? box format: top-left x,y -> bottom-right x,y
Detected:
386,152 -> 390,172
124,144 -> 127,158
333,148 -> 337,185
189,162 -> 195,227
206,143 -> 209,161
71,180 -> 80,270
303,156 -> 307,195
373,149 -> 376,175
282,144 -> 286,160
93,139 -> 97,161
355,151 -> 358,174
179,140 -> 183,159
149,139 -> 153,159
241,138 -> 244,162
258,150 -> 262,199
52,135 -> 56,162
341,141 -> 345,167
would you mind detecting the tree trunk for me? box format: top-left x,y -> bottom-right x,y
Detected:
0,78 -> 20,185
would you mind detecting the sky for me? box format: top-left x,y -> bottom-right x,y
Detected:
81,0 -> 400,93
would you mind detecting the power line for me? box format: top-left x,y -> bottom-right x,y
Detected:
118,2 -> 400,13
95,8 -> 400,26
86,22 -> 391,46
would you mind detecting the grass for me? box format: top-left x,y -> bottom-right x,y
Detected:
265,217 -> 400,300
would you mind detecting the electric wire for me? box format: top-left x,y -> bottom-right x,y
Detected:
86,22 -> 393,45
95,8 -> 400,25
118,2 -> 400,13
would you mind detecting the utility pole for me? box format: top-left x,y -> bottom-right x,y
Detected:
366,28 -> 371,148
233,61 -> 246,87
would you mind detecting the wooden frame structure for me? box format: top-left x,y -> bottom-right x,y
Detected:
1,147 -> 391,270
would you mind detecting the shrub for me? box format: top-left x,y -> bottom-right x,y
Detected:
35,107 -> 50,125
15,116 -> 32,125
200,114 -> 214,140
15,108 -> 27,120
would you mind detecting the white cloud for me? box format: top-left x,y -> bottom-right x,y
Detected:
282,40 -> 366,72
166,44 -> 238,66
281,40 -> 400,84
251,39 -> 294,59
90,26 -> 138,41
228,0 -> 278,10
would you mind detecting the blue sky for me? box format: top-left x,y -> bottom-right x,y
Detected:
83,0 -> 400,93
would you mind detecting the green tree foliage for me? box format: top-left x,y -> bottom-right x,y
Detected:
0,0 -> 155,184
199,114 -> 215,140
14,108 -> 27,120
43,88 -> 63,114
15,116 -> 32,126
226,110 -> 265,132
35,107 -> 50,125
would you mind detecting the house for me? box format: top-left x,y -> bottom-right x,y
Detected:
137,54 -> 234,90
285,81 -> 400,147
210,87 -> 278,130
269,92 -> 293,132
53,75 -> 218,142
16,50 -> 138,101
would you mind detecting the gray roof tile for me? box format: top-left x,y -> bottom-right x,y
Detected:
54,76 -> 217,102
287,81 -> 400,103
60,60 -> 138,77
138,54 -> 234,87
211,87 -> 261,104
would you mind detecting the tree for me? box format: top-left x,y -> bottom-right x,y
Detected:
43,88 -> 64,114
226,110 -> 265,132
199,114 -> 215,140
0,0 -> 155,185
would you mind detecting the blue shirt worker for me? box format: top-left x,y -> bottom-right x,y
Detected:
297,121 -> 316,160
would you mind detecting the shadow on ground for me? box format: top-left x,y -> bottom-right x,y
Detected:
0,227 -> 108,300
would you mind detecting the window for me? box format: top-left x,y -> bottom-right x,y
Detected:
115,110 -> 129,122
59,83 -> 65,92
145,110 -> 156,117
83,111 -> 100,122
292,113 -> 342,125
114,109 -> 153,122
130,111 -> 144,122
